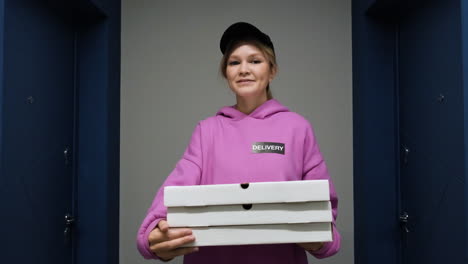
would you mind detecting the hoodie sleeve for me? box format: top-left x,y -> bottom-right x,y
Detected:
301,123 -> 341,259
136,123 -> 203,260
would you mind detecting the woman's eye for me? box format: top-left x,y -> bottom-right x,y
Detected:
252,60 -> 262,64
228,61 -> 239,65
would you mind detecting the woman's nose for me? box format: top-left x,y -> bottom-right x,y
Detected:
239,62 -> 250,74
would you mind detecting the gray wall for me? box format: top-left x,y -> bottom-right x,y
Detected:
120,0 -> 353,263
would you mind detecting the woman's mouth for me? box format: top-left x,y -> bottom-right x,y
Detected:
237,80 -> 254,84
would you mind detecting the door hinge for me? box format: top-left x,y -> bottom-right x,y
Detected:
399,211 -> 409,233
64,147 -> 71,166
64,213 -> 75,245
402,145 -> 410,164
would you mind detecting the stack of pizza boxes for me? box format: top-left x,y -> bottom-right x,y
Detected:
164,180 -> 333,247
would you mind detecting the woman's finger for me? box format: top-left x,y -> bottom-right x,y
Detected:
148,228 -> 163,245
149,227 -> 193,245
157,220 -> 170,232
151,234 -> 196,252
297,242 -> 324,251
166,228 -> 192,240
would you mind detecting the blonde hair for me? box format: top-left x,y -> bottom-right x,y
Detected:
219,39 -> 278,100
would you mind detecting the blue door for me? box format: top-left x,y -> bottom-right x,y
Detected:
353,0 -> 467,263
0,0 -> 121,263
398,0 -> 465,263
1,0 -> 77,263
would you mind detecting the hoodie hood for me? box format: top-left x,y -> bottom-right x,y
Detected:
216,99 -> 290,121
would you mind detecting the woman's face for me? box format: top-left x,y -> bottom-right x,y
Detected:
226,43 -> 275,99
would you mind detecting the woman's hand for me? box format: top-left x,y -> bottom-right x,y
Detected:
148,220 -> 199,261
297,242 -> 324,252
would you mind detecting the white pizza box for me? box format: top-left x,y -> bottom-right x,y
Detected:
164,180 -> 330,207
181,222 -> 333,247
167,201 -> 332,227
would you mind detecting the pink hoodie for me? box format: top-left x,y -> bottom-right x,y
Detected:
136,99 -> 341,263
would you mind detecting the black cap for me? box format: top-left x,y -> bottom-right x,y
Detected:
220,22 -> 274,55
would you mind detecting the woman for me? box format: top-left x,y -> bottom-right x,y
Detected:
137,22 -> 341,263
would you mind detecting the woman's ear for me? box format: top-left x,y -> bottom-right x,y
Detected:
269,65 -> 277,82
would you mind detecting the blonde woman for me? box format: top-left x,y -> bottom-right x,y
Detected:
137,22 -> 341,263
